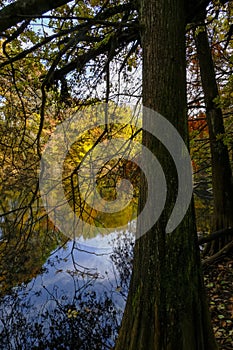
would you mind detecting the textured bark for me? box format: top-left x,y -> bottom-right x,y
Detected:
0,0 -> 73,32
195,22 -> 233,253
114,1 -> 218,349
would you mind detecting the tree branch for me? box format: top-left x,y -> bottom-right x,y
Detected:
47,26 -> 138,85
202,238 -> 233,267
185,0 -> 209,23
198,227 -> 233,245
0,0 -> 74,32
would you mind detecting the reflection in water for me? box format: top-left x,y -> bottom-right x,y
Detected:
0,231 -> 134,349
0,165 -> 136,348
0,109 -> 140,349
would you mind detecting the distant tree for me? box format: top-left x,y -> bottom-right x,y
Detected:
194,9 -> 233,254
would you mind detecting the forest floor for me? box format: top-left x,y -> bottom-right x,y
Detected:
203,252 -> 233,350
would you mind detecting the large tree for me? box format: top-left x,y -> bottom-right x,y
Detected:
115,0 -> 218,349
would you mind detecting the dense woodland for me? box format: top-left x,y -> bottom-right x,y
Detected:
0,0 -> 233,349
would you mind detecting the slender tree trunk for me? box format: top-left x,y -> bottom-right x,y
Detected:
114,1 -> 218,349
195,20 -> 233,254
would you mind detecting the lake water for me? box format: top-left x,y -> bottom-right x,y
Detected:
0,201 -> 135,349
0,116 -> 140,349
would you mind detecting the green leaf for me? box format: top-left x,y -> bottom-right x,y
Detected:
217,315 -> 225,319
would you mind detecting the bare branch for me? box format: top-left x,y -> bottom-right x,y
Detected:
202,238 -> 233,267
48,26 -> 138,85
198,227 -> 233,245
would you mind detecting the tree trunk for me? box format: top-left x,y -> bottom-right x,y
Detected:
195,20 -> 233,254
114,1 -> 218,349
